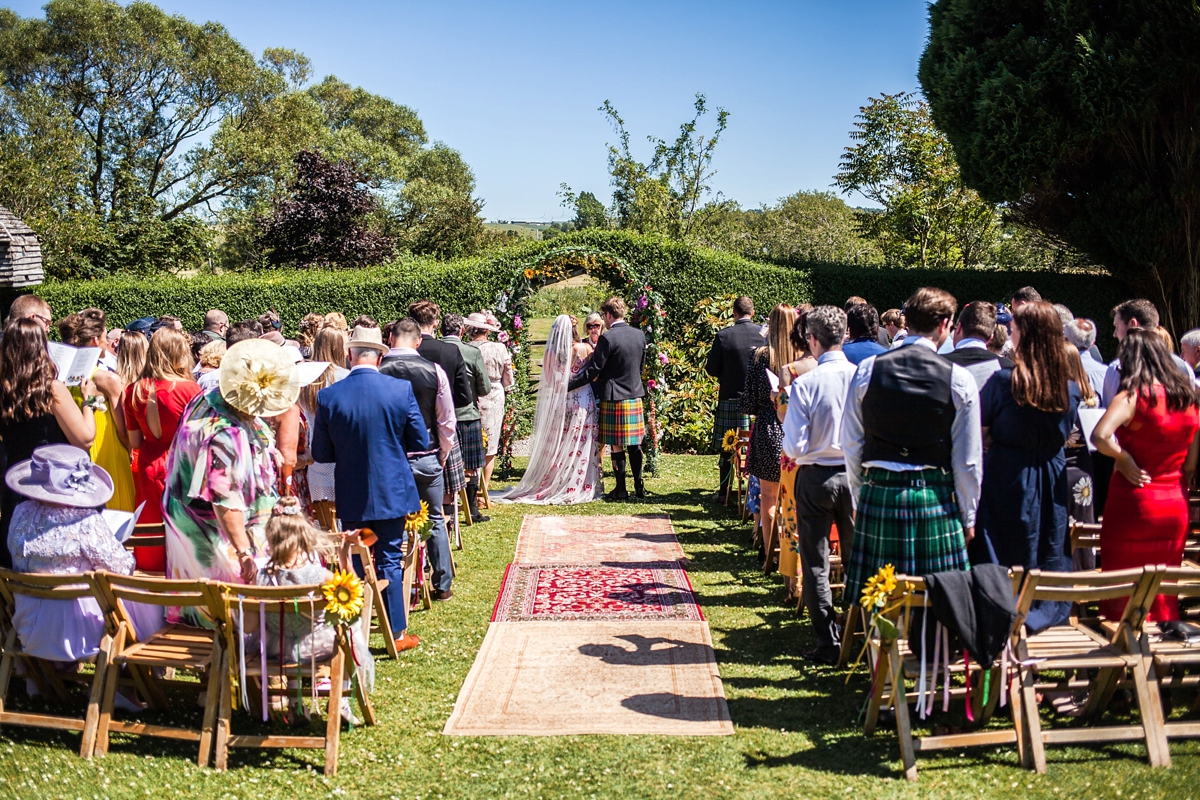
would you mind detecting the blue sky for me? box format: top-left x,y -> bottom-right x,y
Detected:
7,0 -> 931,220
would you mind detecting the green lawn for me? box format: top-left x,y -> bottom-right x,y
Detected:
1,454 -> 1196,798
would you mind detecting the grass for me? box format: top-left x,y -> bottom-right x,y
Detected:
2,454 -> 1198,798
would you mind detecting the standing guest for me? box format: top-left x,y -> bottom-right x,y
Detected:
778,306 -> 818,389
568,297 -> 648,500
58,308 -> 136,512
105,328 -> 122,365
1101,299 -> 1193,406
976,302 -> 1081,629
465,312 -> 513,494
4,294 -> 53,333
157,315 -> 183,332
404,300 -> 471,508
740,304 -> 797,550
116,330 -> 148,387
988,323 -> 1009,355
442,313 -> 493,523
843,296 -> 868,312
268,344 -> 316,509
842,304 -> 888,365
0,320 -> 97,569
123,328 -> 202,572
584,312 -> 606,347
1180,329 -> 1200,379
943,301 -> 1013,391
349,315 -> 378,329
1092,329 -> 1200,622
879,308 -> 905,348
296,312 -> 325,359
226,320 -> 262,345
196,340 -> 226,392
1065,346 -> 1100,569
322,312 -> 349,333
782,306 -> 858,664
842,287 -> 983,601
1066,318 -> 1109,401
201,309 -> 228,342
704,296 -> 767,501
188,332 -> 209,366
312,325 -> 428,651
1009,286 -> 1043,312
380,318 -> 457,601
299,327 -> 349,530
163,339 -> 285,588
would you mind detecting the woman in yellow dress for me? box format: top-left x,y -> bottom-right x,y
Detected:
57,308 -> 137,512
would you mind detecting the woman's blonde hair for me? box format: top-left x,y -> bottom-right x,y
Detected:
263,497 -> 334,569
321,312 -> 348,332
134,327 -> 194,404
300,327 -> 347,413
761,303 -> 799,377
197,340 -> 226,369
116,330 -> 148,385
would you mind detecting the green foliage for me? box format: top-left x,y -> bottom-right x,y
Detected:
919,0 -> 1200,334
658,295 -> 737,453
524,277 -> 608,319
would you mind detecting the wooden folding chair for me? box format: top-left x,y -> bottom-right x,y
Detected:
1013,566 -> 1170,773
90,572 -> 227,766
125,522 -> 167,577
729,429 -> 751,520
0,569 -> 112,757
212,583 -> 376,776
311,500 -> 338,533
862,572 -> 1023,780
458,487 -> 472,533
348,532 -> 399,659
1143,567 -> 1200,739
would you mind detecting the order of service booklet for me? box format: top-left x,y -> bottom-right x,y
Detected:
45,342 -> 102,387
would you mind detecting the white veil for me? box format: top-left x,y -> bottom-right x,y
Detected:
497,315 -> 573,501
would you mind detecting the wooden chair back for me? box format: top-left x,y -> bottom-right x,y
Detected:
348,533 -> 399,659
0,568 -> 111,757
1069,522 -> 1102,553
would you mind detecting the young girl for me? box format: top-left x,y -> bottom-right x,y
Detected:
256,497 -> 375,719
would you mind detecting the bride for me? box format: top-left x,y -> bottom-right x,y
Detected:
496,314 -> 602,505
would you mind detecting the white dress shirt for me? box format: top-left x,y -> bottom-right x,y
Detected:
384,347 -> 458,461
841,336 -> 983,528
1101,352 -> 1197,406
1077,348 -> 1109,404
782,350 -> 858,466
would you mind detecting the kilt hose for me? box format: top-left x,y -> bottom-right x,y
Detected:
844,467 -> 970,601
712,398 -> 751,450
443,441 -> 467,495
598,398 -> 645,447
457,419 -> 485,472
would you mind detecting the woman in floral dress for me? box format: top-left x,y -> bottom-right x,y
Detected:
465,312 -> 514,494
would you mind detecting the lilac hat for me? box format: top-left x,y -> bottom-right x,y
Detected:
5,444 -> 114,508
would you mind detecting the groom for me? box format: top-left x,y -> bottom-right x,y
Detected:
568,297 -> 647,500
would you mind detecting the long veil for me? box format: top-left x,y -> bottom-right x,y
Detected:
496,314 -> 573,501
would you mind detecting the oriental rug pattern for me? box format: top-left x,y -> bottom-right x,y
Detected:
490,562 -> 704,622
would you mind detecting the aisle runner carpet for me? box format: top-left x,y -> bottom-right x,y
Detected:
444,514 -> 734,736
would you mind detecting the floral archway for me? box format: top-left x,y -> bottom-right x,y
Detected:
491,245 -> 669,475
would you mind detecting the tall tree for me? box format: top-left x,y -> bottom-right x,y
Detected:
920,1 -> 1200,331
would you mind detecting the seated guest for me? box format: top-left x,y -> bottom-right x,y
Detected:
943,301 -> 1012,391
5,444 -> 160,708
842,304 -> 888,365
842,288 -> 982,601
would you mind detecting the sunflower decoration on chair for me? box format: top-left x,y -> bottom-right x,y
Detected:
404,500 -> 433,538
721,429 -> 738,453
322,571 -> 365,627
845,564 -> 908,680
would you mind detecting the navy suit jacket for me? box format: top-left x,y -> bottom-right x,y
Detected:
311,367 -> 429,523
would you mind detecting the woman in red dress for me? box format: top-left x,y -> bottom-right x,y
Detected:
1092,329 -> 1200,621
122,328 -> 202,571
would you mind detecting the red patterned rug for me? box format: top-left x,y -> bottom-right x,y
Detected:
491,562 -> 704,622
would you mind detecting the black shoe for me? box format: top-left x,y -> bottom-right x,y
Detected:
471,513 -> 491,523
603,489 -> 630,502
633,481 -> 646,499
800,647 -> 840,666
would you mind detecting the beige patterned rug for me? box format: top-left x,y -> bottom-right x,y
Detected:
443,620 -> 733,736
512,514 -> 686,564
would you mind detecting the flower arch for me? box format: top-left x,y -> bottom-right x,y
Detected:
491,245 -> 669,474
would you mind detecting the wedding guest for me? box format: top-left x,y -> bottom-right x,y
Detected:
1009,286 -> 1043,312
162,339 -> 284,588
313,325 -> 428,651
1092,329 -> 1200,621
442,313 -> 492,523
321,312 -> 348,333
299,327 -> 349,530
568,297 -> 648,500
196,340 -> 225,392
778,305 -> 817,390
842,288 -> 982,600
977,302 -> 1080,629
465,312 -> 513,493
943,301 -> 1012,391
58,308 -> 135,512
705,296 -> 766,501
741,304 -> 797,551
1181,329 -> 1200,379
1065,346 -> 1100,569
105,328 -> 122,363
201,309 -> 228,343
226,320 -> 261,346
296,312 -> 325,359
988,323 -> 1008,356
1066,318 -> 1108,401
267,344 -> 314,509
116,330 -> 148,387
1101,299 -> 1193,406
584,312 -> 606,347
350,314 -> 378,329
842,304 -> 888,365
879,308 -> 905,348
843,296 -> 868,312
4,294 -> 53,333
782,306 -> 858,663
123,328 -> 202,571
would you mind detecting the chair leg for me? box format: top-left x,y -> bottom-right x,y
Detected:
324,648 -> 345,776
343,639 -> 376,727
214,655 -> 233,771
1133,658 -> 1171,768
199,643 -> 226,768
94,626 -> 126,757
1020,666 -> 1047,773
838,606 -> 861,668
372,583 -> 399,659
80,633 -> 113,757
0,629 -> 17,724
889,644 -> 918,781
458,488 -> 472,530
864,643 -> 892,736
1010,670 -> 1030,769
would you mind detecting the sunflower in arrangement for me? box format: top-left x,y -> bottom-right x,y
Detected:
859,563 -> 898,611
405,500 -> 433,537
322,570 -> 365,626
481,427 -> 489,451
720,428 -> 738,453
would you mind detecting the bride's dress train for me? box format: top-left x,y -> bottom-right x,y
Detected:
496,315 -> 602,505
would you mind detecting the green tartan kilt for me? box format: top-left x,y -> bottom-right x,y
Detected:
712,398 -> 751,450
598,398 -> 645,447
844,467 -> 970,602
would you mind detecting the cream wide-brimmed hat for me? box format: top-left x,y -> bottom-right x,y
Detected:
347,325 -> 389,353
464,312 -> 500,333
218,339 -> 301,418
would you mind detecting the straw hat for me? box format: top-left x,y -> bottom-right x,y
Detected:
6,444 -> 114,508
464,312 -> 500,333
347,325 -> 389,353
218,339 -> 301,417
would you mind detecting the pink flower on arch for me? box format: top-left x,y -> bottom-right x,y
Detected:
513,314 -> 523,331
658,352 -> 668,365
498,331 -> 510,343
647,379 -> 658,390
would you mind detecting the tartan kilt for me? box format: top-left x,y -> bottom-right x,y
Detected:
457,419 -> 485,471
844,467 -> 969,602
443,441 -> 467,495
712,398 -> 751,450
598,398 -> 645,447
